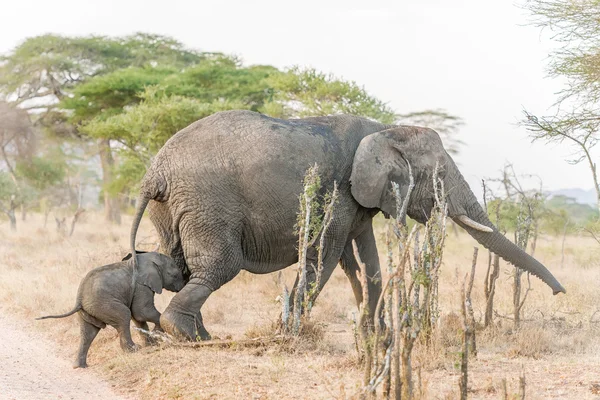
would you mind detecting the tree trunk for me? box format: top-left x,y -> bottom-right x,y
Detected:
99,139 -> 121,225
8,211 -> 17,231
560,222 -> 568,268
5,195 -> 17,231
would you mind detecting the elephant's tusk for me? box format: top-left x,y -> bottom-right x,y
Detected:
456,215 -> 493,233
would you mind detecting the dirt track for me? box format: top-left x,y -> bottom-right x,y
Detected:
0,310 -> 127,400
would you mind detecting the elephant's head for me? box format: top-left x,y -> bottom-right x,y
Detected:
130,252 -> 186,294
350,126 -> 565,295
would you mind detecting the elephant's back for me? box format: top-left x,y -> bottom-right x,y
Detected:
149,111 -> 350,189
158,110 -> 336,157
79,263 -> 132,308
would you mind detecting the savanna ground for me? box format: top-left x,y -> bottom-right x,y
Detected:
1,212 -> 600,399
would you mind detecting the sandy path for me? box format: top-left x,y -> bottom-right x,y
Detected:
0,310 -> 128,400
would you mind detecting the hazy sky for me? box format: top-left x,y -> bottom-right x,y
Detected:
1,0 -> 594,199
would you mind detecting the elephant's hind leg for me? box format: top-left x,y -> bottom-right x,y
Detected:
74,314 -> 100,368
161,233 -> 243,341
107,304 -> 140,352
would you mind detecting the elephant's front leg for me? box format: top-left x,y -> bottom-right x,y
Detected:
131,293 -> 163,345
340,223 -> 383,328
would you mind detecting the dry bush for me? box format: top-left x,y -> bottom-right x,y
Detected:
506,325 -> 553,359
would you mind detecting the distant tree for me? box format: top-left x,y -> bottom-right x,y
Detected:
522,0 -> 600,213
0,102 -> 35,228
0,102 -> 35,165
0,33 -> 213,224
0,173 -> 18,230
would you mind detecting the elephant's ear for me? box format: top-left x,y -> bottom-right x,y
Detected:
137,255 -> 162,294
350,129 -> 412,218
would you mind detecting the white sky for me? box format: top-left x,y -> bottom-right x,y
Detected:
1,0 -> 594,199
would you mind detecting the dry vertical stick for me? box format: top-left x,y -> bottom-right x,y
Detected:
292,164 -> 318,334
466,247 -> 478,356
353,240 -> 372,392
311,181 -> 338,307
519,369 -> 526,399
484,253 -> 500,328
393,261 -> 402,400
501,378 -> 508,400
459,274 -> 469,400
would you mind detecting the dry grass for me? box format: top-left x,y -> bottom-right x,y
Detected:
1,212 -> 599,399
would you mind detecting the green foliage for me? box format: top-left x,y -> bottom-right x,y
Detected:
0,173 -> 18,202
267,67 -> 396,123
487,193 -> 597,235
295,165 -> 323,241
15,156 -> 67,190
545,195 -> 598,226
62,66 -> 178,122
0,33 -> 209,104
523,0 -> 600,103
162,61 -> 279,108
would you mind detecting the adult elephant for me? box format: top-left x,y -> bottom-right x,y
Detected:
130,110 -> 565,340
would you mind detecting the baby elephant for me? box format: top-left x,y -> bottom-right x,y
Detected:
36,251 -> 186,368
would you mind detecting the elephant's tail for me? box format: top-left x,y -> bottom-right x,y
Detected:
36,304 -> 81,320
130,173 -> 167,286
130,195 -> 150,287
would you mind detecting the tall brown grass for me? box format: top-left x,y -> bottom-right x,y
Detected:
1,212 -> 598,399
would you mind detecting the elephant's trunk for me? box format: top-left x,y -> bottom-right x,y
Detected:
448,182 -> 566,295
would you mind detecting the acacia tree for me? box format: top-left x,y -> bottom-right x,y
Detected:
82,65 -> 403,196
522,0 -> 600,213
0,102 -> 66,229
265,66 -> 397,123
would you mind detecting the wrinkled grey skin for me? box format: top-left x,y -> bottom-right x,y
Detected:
130,110 -> 565,341
36,252 -> 185,368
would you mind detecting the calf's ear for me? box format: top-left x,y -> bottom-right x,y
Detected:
137,260 -> 162,294
121,250 -> 148,261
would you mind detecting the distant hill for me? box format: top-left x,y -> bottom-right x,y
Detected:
549,188 -> 597,206
545,193 -> 598,225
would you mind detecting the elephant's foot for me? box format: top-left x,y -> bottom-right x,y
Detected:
160,309 -> 211,341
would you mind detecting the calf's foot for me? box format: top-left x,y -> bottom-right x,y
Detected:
72,359 -> 88,369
